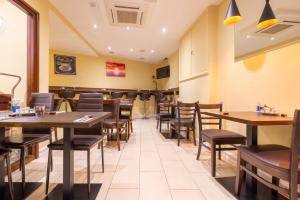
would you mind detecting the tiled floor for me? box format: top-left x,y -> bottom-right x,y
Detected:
13,119 -> 236,200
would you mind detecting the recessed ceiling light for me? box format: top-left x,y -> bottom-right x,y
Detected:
126,26 -> 130,31
130,48 -> 134,52
246,35 -> 251,39
161,27 -> 167,33
93,24 -> 98,29
270,37 -> 275,41
108,46 -> 112,50
109,51 -> 114,54
150,49 -> 155,53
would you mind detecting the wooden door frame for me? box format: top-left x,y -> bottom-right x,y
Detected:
8,0 -> 40,162
8,0 -> 39,103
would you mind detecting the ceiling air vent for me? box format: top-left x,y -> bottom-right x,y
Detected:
105,0 -> 156,28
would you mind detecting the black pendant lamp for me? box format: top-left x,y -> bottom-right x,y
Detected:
257,0 -> 278,28
224,0 -> 241,25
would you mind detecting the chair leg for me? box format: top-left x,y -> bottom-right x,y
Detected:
101,141 -> 104,173
156,118 -> 159,129
117,128 -> 120,151
192,128 -> 196,146
196,138 -> 202,160
159,120 -> 162,133
235,151 -> 245,195
125,123 -> 129,143
187,127 -> 190,140
20,148 -> 26,194
54,128 -> 58,141
218,145 -> 222,160
130,121 -> 133,133
6,155 -> 14,200
87,150 -> 91,195
177,128 -> 180,146
45,149 -> 52,195
211,142 -> 216,177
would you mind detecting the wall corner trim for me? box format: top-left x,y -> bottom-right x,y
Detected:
179,71 -> 209,83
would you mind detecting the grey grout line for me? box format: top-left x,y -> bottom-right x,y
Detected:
153,124 -> 175,200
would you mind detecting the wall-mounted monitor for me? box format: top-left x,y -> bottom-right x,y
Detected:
156,66 -> 170,79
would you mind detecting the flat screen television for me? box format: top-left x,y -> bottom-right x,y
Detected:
156,66 -> 170,79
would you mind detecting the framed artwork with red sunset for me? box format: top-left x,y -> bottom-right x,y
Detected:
106,62 -> 126,77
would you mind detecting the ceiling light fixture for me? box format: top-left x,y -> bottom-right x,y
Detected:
270,37 -> 275,40
108,46 -> 112,51
246,35 -> 251,39
257,0 -> 278,29
224,0 -> 241,25
150,49 -> 155,53
130,48 -> 134,52
93,24 -> 98,29
126,26 -> 130,31
161,27 -> 167,33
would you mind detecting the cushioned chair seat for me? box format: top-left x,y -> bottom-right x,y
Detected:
4,134 -> 50,146
202,129 -> 245,144
103,119 -> 128,127
48,135 -> 104,150
238,144 -> 299,171
171,118 -> 194,126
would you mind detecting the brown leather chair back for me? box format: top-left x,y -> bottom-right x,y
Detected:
76,93 -> 103,112
75,93 -> 104,135
111,92 -> 123,99
196,103 -> 223,132
104,99 -> 120,121
24,93 -> 54,134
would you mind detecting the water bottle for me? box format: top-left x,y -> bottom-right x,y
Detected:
12,98 -> 21,113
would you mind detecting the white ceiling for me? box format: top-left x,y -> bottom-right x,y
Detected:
49,0 -> 221,64
235,0 -> 300,58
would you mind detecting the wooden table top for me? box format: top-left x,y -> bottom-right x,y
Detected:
0,112 -> 111,128
204,111 -> 293,126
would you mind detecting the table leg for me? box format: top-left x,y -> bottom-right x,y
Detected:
0,127 -> 5,196
63,128 -> 74,200
246,125 -> 257,189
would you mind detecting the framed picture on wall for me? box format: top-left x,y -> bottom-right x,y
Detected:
106,62 -> 126,77
54,54 -> 76,75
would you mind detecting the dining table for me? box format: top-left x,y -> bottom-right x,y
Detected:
203,111 -> 293,199
0,111 -> 111,200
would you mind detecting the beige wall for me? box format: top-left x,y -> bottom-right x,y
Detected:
178,0 -> 300,146
49,49 -> 156,117
0,1 -> 27,102
154,50 -> 179,90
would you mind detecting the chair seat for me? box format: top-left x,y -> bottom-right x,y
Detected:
171,118 -> 193,126
238,144 -> 298,172
4,134 -> 50,147
201,129 -> 245,144
48,135 -> 104,150
103,119 -> 128,128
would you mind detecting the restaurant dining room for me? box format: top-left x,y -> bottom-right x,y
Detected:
1,0 -> 300,199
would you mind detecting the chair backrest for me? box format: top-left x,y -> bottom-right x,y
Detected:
140,93 -> 151,101
158,102 -> 172,114
58,89 -> 75,99
24,93 -> 54,134
289,110 -> 300,176
196,103 -> 222,132
177,101 -> 198,126
111,92 -> 123,99
126,92 -> 137,100
103,99 -> 120,121
29,93 -> 54,111
74,93 -> 104,136
76,93 -> 103,112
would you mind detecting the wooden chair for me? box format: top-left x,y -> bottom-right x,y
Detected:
171,101 -> 198,146
3,93 -> 55,193
120,99 -> 134,133
45,93 -> 105,195
102,99 -> 128,151
156,102 -> 172,133
235,110 -> 300,199
196,103 -> 245,177
0,148 -> 14,200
